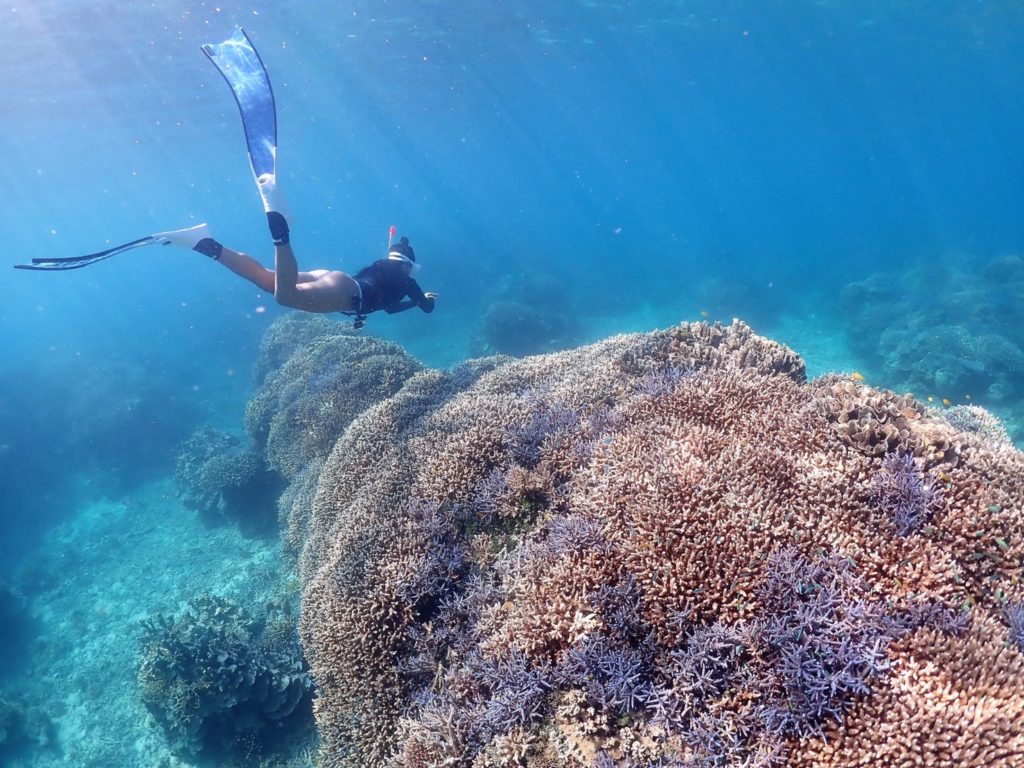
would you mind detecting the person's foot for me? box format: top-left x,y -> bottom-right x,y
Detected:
153,223 -> 223,260
154,223 -> 211,249
257,174 -> 289,219
258,174 -> 291,245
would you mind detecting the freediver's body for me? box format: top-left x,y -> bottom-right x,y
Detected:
15,28 -> 437,327
165,175 -> 436,326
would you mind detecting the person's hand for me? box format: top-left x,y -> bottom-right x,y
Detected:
424,292 -> 438,300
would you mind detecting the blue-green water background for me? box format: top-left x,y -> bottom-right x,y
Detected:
1,1 -> 1022,568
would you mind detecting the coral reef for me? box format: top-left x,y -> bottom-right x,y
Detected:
174,427 -> 283,535
938,404 -> 1014,450
137,594 -> 311,761
252,313 -> 356,387
469,271 -> 581,358
250,317 -> 1024,767
838,263 -> 1024,443
475,300 -> 579,358
870,452 -> 945,535
245,317 -> 423,478
791,615 -> 1024,768
813,374 -> 968,466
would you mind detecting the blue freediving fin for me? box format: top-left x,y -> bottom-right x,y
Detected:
202,28 -> 278,183
15,29 -> 276,272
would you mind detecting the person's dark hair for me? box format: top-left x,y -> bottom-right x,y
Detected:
389,236 -> 415,262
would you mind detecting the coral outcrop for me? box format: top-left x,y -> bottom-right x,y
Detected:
175,427 -> 283,534
246,316 -> 423,478
254,317 -> 1023,767
477,300 -> 578,357
471,272 -> 580,358
137,594 -> 311,761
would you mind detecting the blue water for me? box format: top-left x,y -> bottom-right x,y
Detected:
0,1 -> 1021,764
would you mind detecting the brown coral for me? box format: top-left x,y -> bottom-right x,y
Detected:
791,615 -> 1024,768
251,319 -> 1024,768
814,374 -> 969,467
245,328 -> 423,478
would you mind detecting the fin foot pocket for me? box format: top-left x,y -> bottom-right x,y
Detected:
154,223 -> 212,250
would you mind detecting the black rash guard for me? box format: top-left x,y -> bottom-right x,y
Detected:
352,259 -> 435,315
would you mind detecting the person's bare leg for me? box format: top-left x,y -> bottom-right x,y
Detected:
217,247 -> 276,293
157,224 -> 276,294
274,242 -> 300,304
207,243 -> 332,299
271,243 -> 361,312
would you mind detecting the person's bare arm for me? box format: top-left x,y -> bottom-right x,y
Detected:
384,279 -> 437,314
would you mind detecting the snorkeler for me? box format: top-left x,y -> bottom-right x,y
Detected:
15,29 -> 436,329
158,217 -> 436,327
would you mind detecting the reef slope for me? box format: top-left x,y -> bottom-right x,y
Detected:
260,318 -> 1024,768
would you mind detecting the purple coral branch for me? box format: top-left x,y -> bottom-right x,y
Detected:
872,452 -> 944,535
1005,600 -> 1024,651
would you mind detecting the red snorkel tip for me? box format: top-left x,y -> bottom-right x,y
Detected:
387,225 -> 397,249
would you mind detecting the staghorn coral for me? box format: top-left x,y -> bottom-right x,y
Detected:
251,318 -> 1024,767
755,549 -> 896,740
137,595 -> 311,761
252,312 -> 357,386
870,451 -> 945,535
791,615 -> 1024,768
1005,600 -> 1024,652
840,266 -> 1024,413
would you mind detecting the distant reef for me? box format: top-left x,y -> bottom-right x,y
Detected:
840,255 -> 1024,441
246,314 -> 1024,768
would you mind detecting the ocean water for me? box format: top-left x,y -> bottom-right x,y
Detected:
0,1 -> 1021,766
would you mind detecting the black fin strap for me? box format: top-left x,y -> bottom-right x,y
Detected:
194,238 -> 224,260
267,212 -> 289,246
